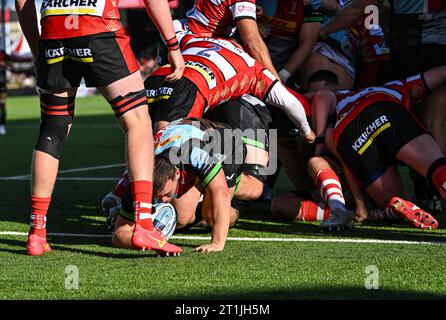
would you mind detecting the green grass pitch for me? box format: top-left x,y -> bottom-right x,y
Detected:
1,95 -> 446,300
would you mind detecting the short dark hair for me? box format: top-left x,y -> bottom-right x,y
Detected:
153,155 -> 177,193
308,70 -> 339,87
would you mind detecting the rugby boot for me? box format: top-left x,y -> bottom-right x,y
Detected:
388,197 -> 439,230
26,233 -> 51,256
131,224 -> 182,256
319,208 -> 354,231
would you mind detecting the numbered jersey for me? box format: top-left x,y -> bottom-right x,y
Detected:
186,0 -> 257,38
40,0 -> 122,39
152,33 -> 277,109
333,73 -> 430,143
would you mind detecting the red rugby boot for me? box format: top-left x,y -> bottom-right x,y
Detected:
131,224 -> 182,256
388,197 -> 439,230
26,234 -> 52,256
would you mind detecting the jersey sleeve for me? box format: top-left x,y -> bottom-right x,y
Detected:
400,73 -> 431,107
303,0 -> 324,24
229,0 -> 257,21
184,138 -> 223,188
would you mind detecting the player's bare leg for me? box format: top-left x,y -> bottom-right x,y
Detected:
365,165 -> 438,229
27,88 -> 77,256
99,71 -> 181,255
301,51 -> 354,90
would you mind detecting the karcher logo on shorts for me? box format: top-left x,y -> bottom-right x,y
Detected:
352,115 -> 391,155
45,47 -> 94,64
41,0 -> 106,18
146,87 -> 174,104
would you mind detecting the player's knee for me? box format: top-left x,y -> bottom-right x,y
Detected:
35,94 -> 75,159
271,192 -> 300,220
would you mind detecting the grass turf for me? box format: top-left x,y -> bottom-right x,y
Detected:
1,95 -> 446,300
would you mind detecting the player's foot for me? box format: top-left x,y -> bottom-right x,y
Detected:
131,224 -> 182,256
389,197 -> 439,230
319,208 -> 354,231
101,192 -> 121,233
26,233 -> 51,256
0,124 -> 6,135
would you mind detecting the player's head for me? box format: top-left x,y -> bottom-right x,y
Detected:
307,70 -> 339,93
153,155 -> 181,203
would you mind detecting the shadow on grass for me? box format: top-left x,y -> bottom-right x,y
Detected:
113,286 -> 446,300
0,237 -> 195,259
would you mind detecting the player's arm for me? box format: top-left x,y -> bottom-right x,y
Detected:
237,19 -> 281,81
144,0 -> 185,81
321,0 -> 342,15
194,169 -> 232,253
310,90 -> 336,141
15,0 -> 39,57
321,0 -> 379,37
280,22 -> 321,83
423,66 -> 446,93
264,83 -> 316,143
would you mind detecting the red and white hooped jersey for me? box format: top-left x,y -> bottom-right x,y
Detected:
40,0 -> 122,39
152,33 -> 277,110
186,0 -> 257,38
333,73 -> 430,143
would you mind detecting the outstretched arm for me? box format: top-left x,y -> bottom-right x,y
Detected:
280,22 -> 321,83
15,0 -> 39,57
144,0 -> 185,81
194,170 -> 232,253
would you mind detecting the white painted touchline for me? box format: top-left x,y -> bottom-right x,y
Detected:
0,163 -> 125,180
0,231 -> 445,246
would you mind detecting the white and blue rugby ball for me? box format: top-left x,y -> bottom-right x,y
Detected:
152,203 -> 177,240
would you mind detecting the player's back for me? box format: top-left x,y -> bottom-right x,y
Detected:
186,0 -> 256,38
334,74 -> 429,122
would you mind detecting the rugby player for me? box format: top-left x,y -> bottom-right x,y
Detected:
112,118 -> 247,253
104,96 -> 272,233
308,67 -> 446,229
16,0 -> 185,256
182,0 -> 280,80
148,30 -> 315,143
321,0 -> 446,213
256,0 -> 324,85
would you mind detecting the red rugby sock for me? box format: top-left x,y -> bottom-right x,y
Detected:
131,180 -> 154,230
29,196 -> 51,238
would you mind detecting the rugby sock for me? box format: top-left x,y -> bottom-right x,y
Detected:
300,199 -> 330,221
368,207 -> 401,222
29,196 -> 51,238
315,169 -> 347,212
427,158 -> 446,198
131,180 -> 154,230
113,170 -> 130,198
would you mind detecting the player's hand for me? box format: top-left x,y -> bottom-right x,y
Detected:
193,242 -> 224,253
305,131 -> 316,144
165,50 -> 185,82
354,205 -> 369,223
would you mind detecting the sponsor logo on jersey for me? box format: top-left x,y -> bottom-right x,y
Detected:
185,61 -> 217,89
41,0 -> 106,18
352,115 -> 390,155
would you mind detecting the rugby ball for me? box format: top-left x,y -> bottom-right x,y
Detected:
152,203 -> 177,240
